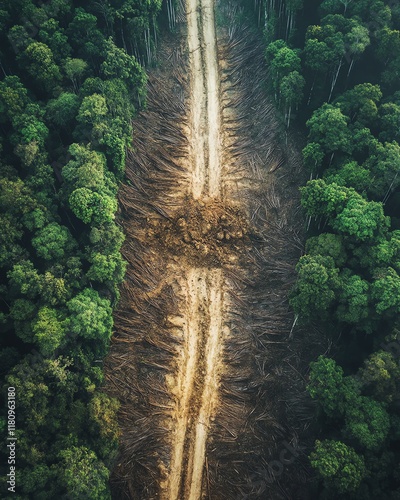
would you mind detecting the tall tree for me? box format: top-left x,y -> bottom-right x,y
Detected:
309,440 -> 366,493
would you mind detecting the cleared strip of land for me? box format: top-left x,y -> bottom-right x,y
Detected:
167,0 -> 225,497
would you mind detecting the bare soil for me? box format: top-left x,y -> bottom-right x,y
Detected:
149,198 -> 252,266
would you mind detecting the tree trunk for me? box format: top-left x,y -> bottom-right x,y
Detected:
383,170 -> 399,204
120,19 -> 127,52
287,105 -> 292,128
153,15 -> 157,48
0,60 -> 7,77
347,58 -> 355,79
328,57 -> 343,102
307,76 -> 316,105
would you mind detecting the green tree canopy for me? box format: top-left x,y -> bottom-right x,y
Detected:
46,92 -> 80,128
38,18 -> 71,62
371,267 -> 400,316
359,350 -> 400,403
325,161 -> 372,193
32,306 -> 65,356
8,260 -> 42,300
67,7 -> 106,59
301,179 -> 389,241
0,75 -> 29,121
87,252 -> 126,285
307,356 -> 346,417
62,143 -> 107,191
302,142 -> 324,173
301,179 -> 352,217
88,223 -> 125,254
66,288 -> 112,341
88,392 -> 120,459
364,141 -> 400,200
335,270 -> 370,325
22,42 -> 62,92
306,104 -> 352,155
68,188 -> 117,225
332,195 -> 388,241
305,233 -> 347,267
309,440 -> 366,493
0,213 -> 25,267
344,395 -> 390,450
76,94 -> 108,126
379,102 -> 400,142
32,222 -> 77,261
58,446 -> 110,499
290,255 -> 339,321
64,57 -> 88,91
336,84 -> 381,127
101,37 -> 146,98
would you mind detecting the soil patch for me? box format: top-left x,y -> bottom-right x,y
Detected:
149,198 -> 253,266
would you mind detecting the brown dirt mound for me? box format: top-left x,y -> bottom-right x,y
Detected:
147,197 -> 253,266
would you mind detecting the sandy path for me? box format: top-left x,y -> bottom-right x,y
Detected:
188,0 -> 221,199
202,0 -> 221,197
186,269 -> 224,499
187,0 -> 206,199
166,0 -> 225,497
167,268 -> 207,500
167,269 -> 224,499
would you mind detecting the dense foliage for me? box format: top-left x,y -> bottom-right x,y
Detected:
0,0 -> 161,497
256,0 -> 400,497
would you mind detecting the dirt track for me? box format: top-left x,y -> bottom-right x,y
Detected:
166,0 -> 225,496
188,0 -> 221,199
167,269 -> 225,499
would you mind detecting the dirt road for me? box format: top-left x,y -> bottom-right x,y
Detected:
167,269 -> 225,500
188,0 -> 221,199
166,0 -> 225,497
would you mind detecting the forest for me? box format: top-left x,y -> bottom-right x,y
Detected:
260,0 -> 400,497
0,0 -> 160,497
0,0 -> 399,498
